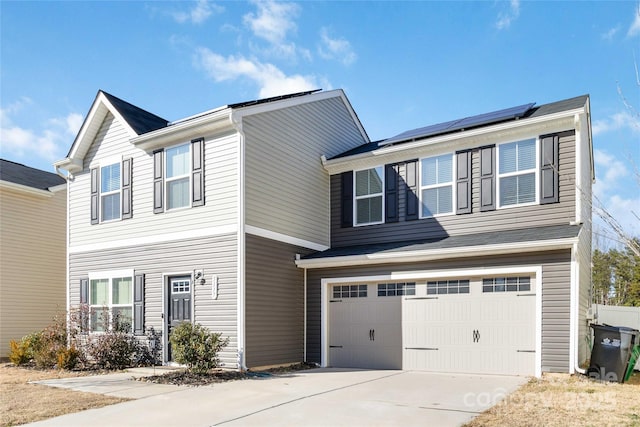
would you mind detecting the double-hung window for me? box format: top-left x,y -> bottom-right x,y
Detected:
100,163 -> 121,221
498,139 -> 537,207
354,167 -> 384,225
89,272 -> 133,332
166,143 -> 191,210
420,154 -> 453,217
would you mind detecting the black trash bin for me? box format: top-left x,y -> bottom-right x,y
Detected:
587,324 -> 639,383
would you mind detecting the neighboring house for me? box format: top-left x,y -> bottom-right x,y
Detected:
296,95 -> 594,377
0,160 -> 67,357
54,89 -> 368,369
55,89 -> 593,376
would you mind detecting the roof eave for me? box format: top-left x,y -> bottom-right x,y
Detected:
323,105 -> 587,174
130,109 -> 233,151
295,237 -> 578,269
0,180 -> 58,197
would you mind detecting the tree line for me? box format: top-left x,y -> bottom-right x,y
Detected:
592,238 -> 640,306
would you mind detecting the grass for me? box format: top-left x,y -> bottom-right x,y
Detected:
0,363 -> 128,427
465,371 -> 640,427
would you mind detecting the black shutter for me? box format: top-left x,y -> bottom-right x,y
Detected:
121,158 -> 133,219
385,164 -> 399,223
480,146 -> 496,212
134,274 -> 145,335
153,150 -> 164,214
540,134 -> 559,204
405,160 -> 419,220
340,171 -> 353,228
80,278 -> 89,304
90,168 -> 99,224
456,150 -> 471,214
191,138 -> 205,207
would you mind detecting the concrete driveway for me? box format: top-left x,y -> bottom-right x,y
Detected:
29,368 -> 527,427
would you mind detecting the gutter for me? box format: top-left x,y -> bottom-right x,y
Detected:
295,238 -> 579,269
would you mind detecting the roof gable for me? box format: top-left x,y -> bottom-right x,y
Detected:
57,91 -> 168,173
0,159 -> 66,190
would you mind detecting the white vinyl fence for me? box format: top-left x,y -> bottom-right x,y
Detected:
593,304 -> 640,370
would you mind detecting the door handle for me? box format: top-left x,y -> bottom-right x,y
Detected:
372,329 -> 375,341
473,329 -> 480,343
369,329 -> 373,341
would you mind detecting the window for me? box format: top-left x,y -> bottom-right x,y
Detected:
355,167 -> 384,225
166,143 -> 191,210
89,274 -> 133,332
100,162 -> 120,221
498,139 -> 537,206
333,285 -> 368,298
483,277 -> 531,293
378,282 -> 416,296
421,154 -> 453,217
427,280 -> 470,295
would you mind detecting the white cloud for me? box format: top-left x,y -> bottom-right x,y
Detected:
601,25 -> 620,41
0,103 -> 81,163
496,0 -> 520,30
243,0 -> 299,45
318,27 -> 357,66
592,110 -> 640,135
172,0 -> 222,25
628,3 -> 640,37
194,47 -> 319,98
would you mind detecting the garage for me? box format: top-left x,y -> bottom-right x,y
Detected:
327,275 -> 537,376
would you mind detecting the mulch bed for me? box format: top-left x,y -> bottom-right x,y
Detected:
137,362 -> 317,386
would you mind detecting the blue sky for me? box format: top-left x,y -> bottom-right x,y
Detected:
1,1 -> 639,243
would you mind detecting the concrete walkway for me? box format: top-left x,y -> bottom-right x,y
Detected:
28,368 -> 527,427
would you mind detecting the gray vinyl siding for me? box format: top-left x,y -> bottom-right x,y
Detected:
244,96 -> 367,247
305,250 -> 572,373
68,113 -> 238,249
577,223 -> 592,367
244,234 -> 315,368
332,131 -> 577,247
69,233 -> 239,368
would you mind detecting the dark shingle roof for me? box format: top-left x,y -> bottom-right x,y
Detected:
0,159 -> 66,190
303,224 -> 580,260
330,94 -> 589,160
101,91 -> 169,135
228,89 -> 321,109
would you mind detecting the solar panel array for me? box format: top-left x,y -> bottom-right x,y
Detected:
379,102 -> 536,147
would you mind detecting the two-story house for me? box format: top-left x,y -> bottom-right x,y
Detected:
0,160 -> 67,357
54,89 -> 369,369
56,89 -> 593,377
296,95 -> 593,377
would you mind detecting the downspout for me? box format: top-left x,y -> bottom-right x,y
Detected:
572,241 -> 586,375
230,110 -> 248,371
303,266 -> 307,363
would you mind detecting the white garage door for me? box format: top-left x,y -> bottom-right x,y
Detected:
328,277 -> 536,376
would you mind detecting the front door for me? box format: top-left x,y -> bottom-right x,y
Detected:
167,275 -> 192,361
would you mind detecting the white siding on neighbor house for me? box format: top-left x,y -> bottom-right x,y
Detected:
68,113 -> 239,249
68,233 -> 239,368
243,96 -> 368,248
0,187 -> 67,357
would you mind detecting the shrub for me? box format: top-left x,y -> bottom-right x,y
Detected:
87,331 -> 142,370
32,314 -> 68,369
169,322 -> 228,374
8,340 -> 29,365
57,346 -> 80,370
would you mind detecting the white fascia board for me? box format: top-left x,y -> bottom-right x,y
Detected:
295,237 -> 578,269
54,157 -> 83,174
245,225 -> 329,252
0,180 -> 56,197
130,109 -> 233,151
323,108 -> 584,175
48,183 -> 67,193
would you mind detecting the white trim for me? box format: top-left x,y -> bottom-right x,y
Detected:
89,269 -> 135,280
69,224 -> 237,254
418,153 -> 455,218
231,111 -> 247,371
320,265 -> 543,377
353,166 -> 385,226
296,238 -> 578,269
0,180 -> 57,197
496,138 -> 539,209
569,242 -> 578,374
164,142 -> 192,211
245,225 -> 329,252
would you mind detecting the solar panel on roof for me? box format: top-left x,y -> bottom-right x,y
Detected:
379,102 -> 535,147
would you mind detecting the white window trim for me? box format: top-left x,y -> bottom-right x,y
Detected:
419,153 -> 456,218
164,142 -> 192,211
88,269 -> 134,333
353,166 -> 385,227
100,162 -> 122,223
497,138 -> 539,209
